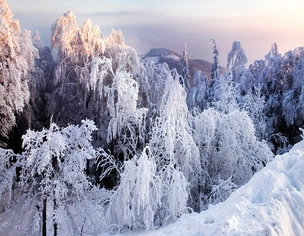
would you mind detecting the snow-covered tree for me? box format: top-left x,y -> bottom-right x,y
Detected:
150,70 -> 199,179
105,71 -> 147,160
50,12 -> 106,124
17,119 -> 99,235
187,70 -> 208,112
49,12 -> 144,150
180,43 -> 191,91
0,148 -> 17,205
105,29 -> 141,75
209,73 -> 239,113
32,30 -> 43,49
225,41 -> 249,98
194,108 -> 273,208
29,31 -> 56,131
149,69 -> 199,213
139,60 -> 170,113
210,39 -> 220,80
208,42 -> 245,111
294,53 -> 304,126
104,147 -> 162,231
226,41 -> 247,71
51,12 -> 105,75
0,0 -> 37,140
259,43 -> 283,95
241,86 -> 268,141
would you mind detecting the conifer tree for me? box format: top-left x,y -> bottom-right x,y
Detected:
210,39 -> 220,80
180,43 -> 191,91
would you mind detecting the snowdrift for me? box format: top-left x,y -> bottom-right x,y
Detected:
107,140 -> 304,236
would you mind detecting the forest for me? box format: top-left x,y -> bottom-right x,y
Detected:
1,0 -> 304,235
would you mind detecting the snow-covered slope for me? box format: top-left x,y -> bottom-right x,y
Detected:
104,140 -> 304,236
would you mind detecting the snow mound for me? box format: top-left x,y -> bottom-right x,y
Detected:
105,140 -> 304,236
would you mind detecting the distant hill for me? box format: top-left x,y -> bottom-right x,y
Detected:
143,48 -> 225,79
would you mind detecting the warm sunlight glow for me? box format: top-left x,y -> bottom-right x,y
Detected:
7,0 -> 304,65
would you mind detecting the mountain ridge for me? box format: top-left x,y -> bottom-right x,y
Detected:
143,48 -> 225,78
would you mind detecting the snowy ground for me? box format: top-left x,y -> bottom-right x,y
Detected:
102,140 -> 304,236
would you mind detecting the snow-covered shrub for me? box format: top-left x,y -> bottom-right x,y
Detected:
282,90 -> 297,126
208,176 -> 237,205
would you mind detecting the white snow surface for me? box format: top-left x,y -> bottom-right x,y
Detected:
102,140 -> 304,236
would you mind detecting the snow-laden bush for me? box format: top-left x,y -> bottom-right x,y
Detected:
208,176 -> 237,205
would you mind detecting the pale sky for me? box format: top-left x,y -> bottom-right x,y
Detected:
6,0 -> 304,66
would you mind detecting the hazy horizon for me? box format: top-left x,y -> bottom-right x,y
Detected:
7,0 -> 304,66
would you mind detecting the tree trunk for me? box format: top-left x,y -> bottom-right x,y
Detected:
53,199 -> 58,236
42,197 -> 47,236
